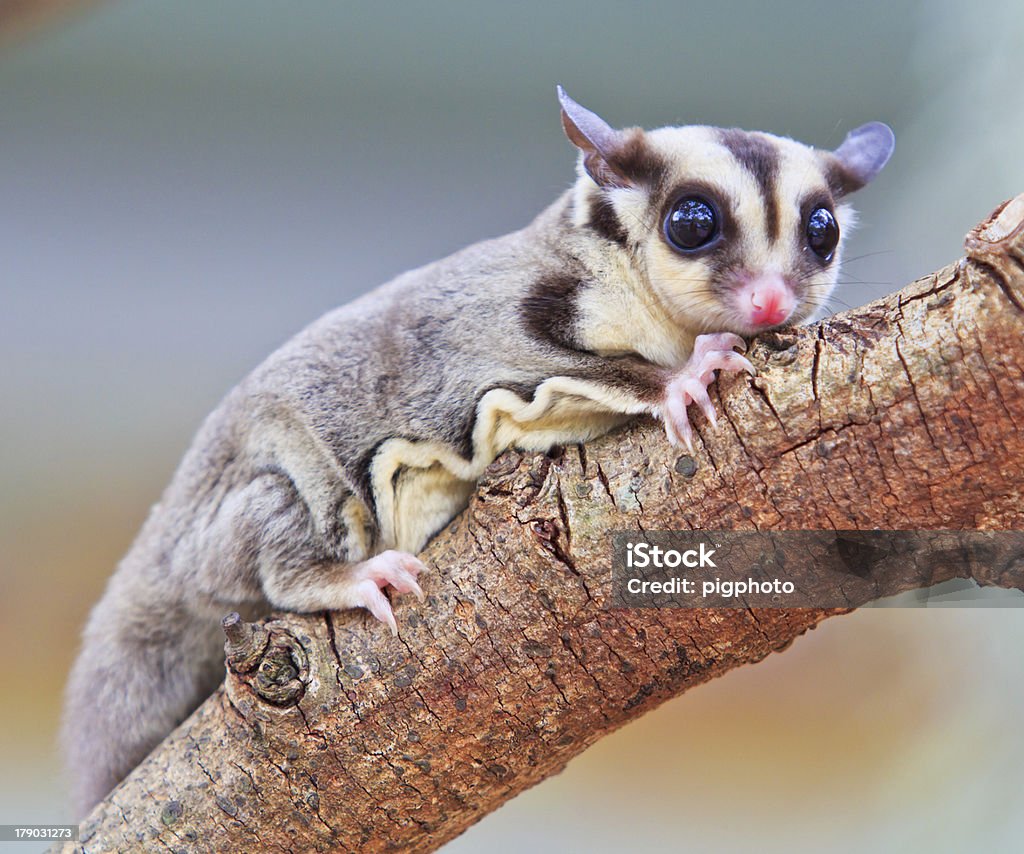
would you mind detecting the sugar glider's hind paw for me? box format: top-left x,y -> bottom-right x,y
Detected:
658,332 -> 755,452
349,550 -> 426,636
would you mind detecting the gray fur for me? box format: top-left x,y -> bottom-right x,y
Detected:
62,91 -> 893,815
60,194 -> 648,814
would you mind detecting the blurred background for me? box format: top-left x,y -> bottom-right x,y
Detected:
2,1 -> 1023,851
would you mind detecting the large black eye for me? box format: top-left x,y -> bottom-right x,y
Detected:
665,196 -> 719,251
806,207 -> 839,261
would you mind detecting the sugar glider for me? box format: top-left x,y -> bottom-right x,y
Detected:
62,87 -> 893,815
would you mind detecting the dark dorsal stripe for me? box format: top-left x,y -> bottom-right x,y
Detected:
586,130 -> 667,248
717,128 -> 780,242
588,193 -> 629,247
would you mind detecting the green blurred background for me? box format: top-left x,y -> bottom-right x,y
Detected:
2,1 -> 1023,851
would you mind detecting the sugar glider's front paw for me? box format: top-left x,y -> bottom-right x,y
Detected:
658,332 -> 754,452
349,550 -> 426,636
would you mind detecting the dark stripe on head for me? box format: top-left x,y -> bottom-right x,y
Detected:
821,154 -> 863,197
583,129 -> 666,246
717,129 -> 780,242
588,193 -> 629,247
606,128 -> 667,188
519,272 -> 583,350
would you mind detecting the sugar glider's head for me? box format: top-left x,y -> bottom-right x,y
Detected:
558,87 -> 894,336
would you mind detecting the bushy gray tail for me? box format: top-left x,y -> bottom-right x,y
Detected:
61,587 -> 226,817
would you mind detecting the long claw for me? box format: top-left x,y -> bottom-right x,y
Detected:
693,331 -> 746,360
362,583 -> 399,636
393,568 -> 424,599
675,403 -> 694,452
687,381 -> 716,428
732,353 -> 757,375
698,351 -> 756,377
658,332 -> 754,450
679,425 -> 694,454
399,555 -> 427,577
663,411 -> 681,447
349,550 -> 428,632
724,332 -> 747,352
398,557 -> 427,601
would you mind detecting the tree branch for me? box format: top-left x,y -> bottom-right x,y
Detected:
67,194 -> 1024,853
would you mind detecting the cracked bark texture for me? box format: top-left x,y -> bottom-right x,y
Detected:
65,195 -> 1024,853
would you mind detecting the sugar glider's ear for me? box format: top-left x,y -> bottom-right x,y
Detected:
557,85 -> 631,189
826,121 -> 895,196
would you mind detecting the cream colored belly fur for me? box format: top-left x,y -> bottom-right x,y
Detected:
371,376 -> 649,552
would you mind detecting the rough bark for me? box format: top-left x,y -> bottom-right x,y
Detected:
66,195 -> 1024,853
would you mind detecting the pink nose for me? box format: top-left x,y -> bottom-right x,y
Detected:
738,274 -> 795,328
